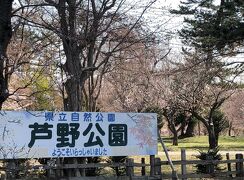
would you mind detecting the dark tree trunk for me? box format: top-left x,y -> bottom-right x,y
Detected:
62,45 -> 88,112
208,124 -> 217,149
184,119 -> 196,137
62,50 -> 87,177
0,0 -> 13,109
198,121 -> 201,136
167,121 -> 179,146
56,0 -> 88,176
192,112 -> 218,149
0,2 -> 14,178
172,132 -> 178,146
215,133 -> 219,147
63,66 -> 85,111
228,121 -> 232,136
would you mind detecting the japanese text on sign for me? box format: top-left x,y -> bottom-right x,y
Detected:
0,111 -> 157,159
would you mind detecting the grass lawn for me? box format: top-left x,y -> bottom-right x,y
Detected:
131,136 -> 244,175
158,136 -> 244,151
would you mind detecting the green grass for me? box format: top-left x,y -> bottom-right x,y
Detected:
131,136 -> 244,175
158,136 -> 244,151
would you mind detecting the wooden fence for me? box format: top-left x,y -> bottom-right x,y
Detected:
1,149 -> 244,179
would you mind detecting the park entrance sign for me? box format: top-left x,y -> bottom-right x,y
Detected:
0,111 -> 157,159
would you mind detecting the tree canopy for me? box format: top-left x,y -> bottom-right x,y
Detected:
172,0 -> 244,57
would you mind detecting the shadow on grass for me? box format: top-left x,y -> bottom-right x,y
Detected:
159,137 -> 172,143
219,146 -> 244,150
179,146 -> 207,150
160,137 -> 208,144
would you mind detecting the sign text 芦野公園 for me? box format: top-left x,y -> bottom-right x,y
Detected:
0,111 -> 157,159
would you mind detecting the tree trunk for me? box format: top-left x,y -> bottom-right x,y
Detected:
62,56 -> 87,177
180,121 -> 186,137
228,121 -> 232,136
198,121 -> 201,136
0,2 -> 13,178
167,121 -> 179,146
64,77 -> 84,111
192,112 -> 218,149
208,124 -> 217,149
61,41 -> 90,177
172,131 -> 178,146
0,0 -> 13,109
57,1 -> 88,175
184,119 -> 196,137
215,133 -> 219,147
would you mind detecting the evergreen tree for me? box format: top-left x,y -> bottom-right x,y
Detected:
171,0 -> 242,150
172,0 -> 244,56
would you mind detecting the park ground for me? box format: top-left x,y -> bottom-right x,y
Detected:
156,135 -> 244,159
129,136 -> 244,175
131,136 -> 244,163
159,136 -> 244,151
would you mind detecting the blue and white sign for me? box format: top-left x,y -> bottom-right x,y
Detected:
0,111 -> 157,159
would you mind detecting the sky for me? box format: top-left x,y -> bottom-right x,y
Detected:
148,0 -> 184,55
13,0 -> 184,56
